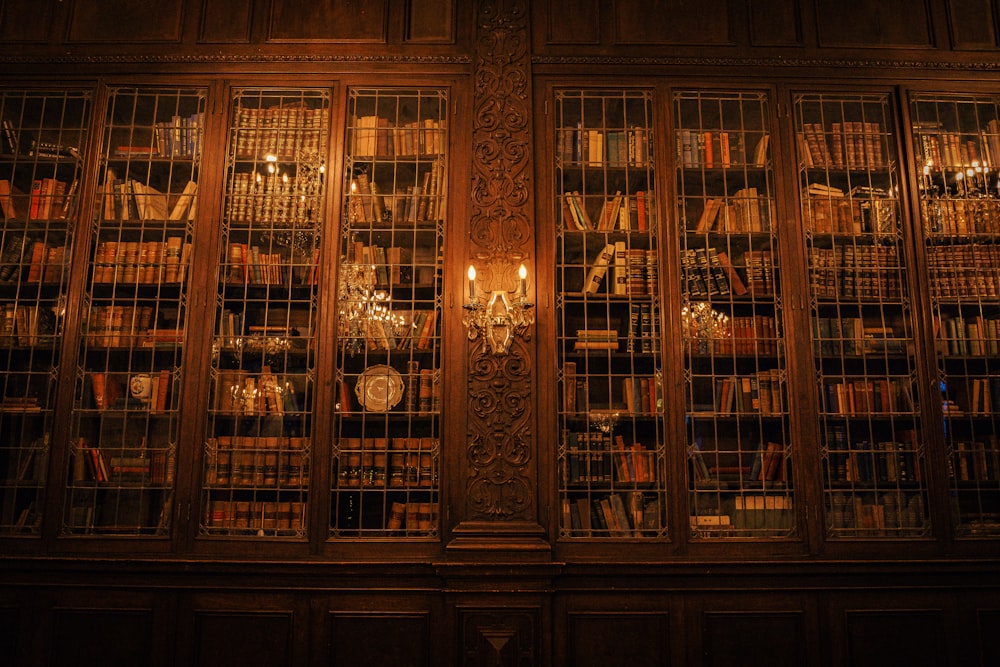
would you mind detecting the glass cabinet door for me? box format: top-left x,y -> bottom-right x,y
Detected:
909,93 -> 1000,538
65,87 -> 203,535
793,92 -> 929,538
554,89 -> 668,539
673,90 -> 794,539
201,88 -> 329,538
0,89 -> 90,534
331,88 -> 446,538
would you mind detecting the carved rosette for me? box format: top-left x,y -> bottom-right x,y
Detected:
466,0 -> 534,521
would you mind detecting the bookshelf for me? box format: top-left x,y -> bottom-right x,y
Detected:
200,89 -> 327,538
331,88 -> 446,538
64,87 -> 202,535
794,92 -> 929,538
674,90 -> 793,539
554,89 -> 667,539
909,93 -> 1000,537
0,90 -> 89,534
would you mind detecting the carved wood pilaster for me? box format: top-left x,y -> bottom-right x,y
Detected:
450,0 -> 545,551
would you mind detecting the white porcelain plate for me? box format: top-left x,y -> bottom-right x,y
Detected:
355,364 -> 404,412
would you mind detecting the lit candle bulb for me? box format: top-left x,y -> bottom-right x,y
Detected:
518,264 -> 527,298
467,265 -> 477,301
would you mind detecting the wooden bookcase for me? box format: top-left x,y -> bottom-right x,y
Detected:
909,93 -> 1000,538
553,89 -> 668,539
331,88 -> 446,538
199,88 -> 328,539
0,89 -> 90,535
793,92 -> 929,538
673,90 -> 793,539
64,87 -> 203,535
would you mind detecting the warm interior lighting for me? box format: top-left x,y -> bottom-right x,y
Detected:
463,262 -> 534,355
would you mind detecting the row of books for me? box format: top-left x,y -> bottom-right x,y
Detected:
336,436 -> 438,489
202,499 -> 306,534
572,328 -> 618,351
226,172 -> 321,226
813,318 -> 905,356
563,431 -> 658,485
951,439 -> 1000,482
798,121 -> 886,169
625,302 -> 657,352
558,125 -> 651,166
562,190 -> 655,233
384,501 -> 437,534
611,245 -> 658,297
686,313 -> 779,357
689,440 -> 788,485
582,242 -> 658,295
926,244 -> 1000,299
72,440 -> 174,486
803,184 -> 897,234
937,314 -> 1000,356
92,237 -> 190,284
85,305 -> 184,349
345,241 -> 418,287
233,104 -> 327,160
216,312 -> 309,346
149,112 -> 204,158
565,362 -> 665,414
85,370 -> 172,413
689,495 -> 794,535
0,236 -> 65,283
700,371 -> 785,415
344,309 -> 437,353
214,368 -> 303,415
682,246 -> 774,299
226,242 -> 319,286
690,188 -> 771,233
826,491 -> 926,536
23,177 -> 74,220
102,174 -> 197,222
675,129 -> 768,168
950,378 -> 1000,415
825,428 -> 921,483
920,195 -> 1000,235
820,378 -> 914,415
808,244 -> 902,300
915,120 -> 1000,169
563,491 -> 661,537
204,435 -> 309,488
337,365 -> 439,416
348,163 -> 445,225
351,115 -> 447,158
0,304 -> 56,346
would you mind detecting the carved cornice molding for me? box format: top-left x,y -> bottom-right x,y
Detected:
533,55 -> 1000,71
0,54 -> 471,65
464,0 -> 535,524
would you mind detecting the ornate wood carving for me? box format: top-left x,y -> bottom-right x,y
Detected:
460,608 -> 537,666
465,0 -> 535,524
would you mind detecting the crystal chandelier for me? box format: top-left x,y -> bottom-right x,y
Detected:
337,262 -> 408,355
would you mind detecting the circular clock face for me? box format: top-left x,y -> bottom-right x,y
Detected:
355,365 -> 404,412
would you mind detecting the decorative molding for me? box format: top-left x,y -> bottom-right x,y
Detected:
464,0 -> 535,524
460,608 -> 538,665
0,54 -> 471,65
533,55 -> 1000,71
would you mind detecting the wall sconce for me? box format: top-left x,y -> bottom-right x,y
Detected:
463,263 -> 534,355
